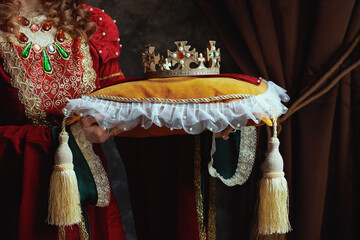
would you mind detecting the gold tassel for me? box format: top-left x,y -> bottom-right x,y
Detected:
258,119 -> 291,235
47,126 -> 82,226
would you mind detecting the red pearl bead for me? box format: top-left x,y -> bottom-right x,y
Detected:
18,17 -> 30,26
42,22 -> 52,31
56,32 -> 65,42
18,33 -> 28,43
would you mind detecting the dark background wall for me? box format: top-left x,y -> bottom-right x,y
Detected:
91,0 -> 238,77
91,0 -> 242,239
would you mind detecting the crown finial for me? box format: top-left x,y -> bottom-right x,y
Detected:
206,40 -> 221,68
142,44 -> 160,72
198,53 -> 206,69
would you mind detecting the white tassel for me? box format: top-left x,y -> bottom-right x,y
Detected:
47,131 -> 82,226
258,137 -> 291,235
257,116 -> 291,235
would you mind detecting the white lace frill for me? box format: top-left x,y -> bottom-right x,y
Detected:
64,81 -> 289,133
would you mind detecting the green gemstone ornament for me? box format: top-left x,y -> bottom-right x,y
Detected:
55,42 -> 69,59
21,42 -> 32,58
43,49 -> 52,73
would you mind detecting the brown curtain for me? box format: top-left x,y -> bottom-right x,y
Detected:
194,0 -> 360,239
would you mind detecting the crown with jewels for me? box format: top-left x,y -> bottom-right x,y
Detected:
141,41 -> 221,78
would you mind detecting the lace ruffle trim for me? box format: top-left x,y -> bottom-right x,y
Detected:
65,81 -> 289,134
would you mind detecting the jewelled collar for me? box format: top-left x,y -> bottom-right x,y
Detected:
15,11 -> 70,73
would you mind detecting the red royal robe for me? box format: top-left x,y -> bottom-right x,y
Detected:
0,6 -> 127,240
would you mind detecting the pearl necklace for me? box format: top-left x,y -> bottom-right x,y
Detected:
17,16 -> 70,73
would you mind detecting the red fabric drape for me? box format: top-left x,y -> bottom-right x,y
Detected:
194,0 -> 360,239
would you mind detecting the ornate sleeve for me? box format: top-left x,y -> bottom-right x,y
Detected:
87,6 -> 126,88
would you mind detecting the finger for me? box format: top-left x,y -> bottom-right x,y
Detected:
222,135 -> 230,141
85,125 -> 109,143
214,126 -> 231,138
108,127 -> 124,137
214,132 -> 223,138
80,116 -> 98,128
107,129 -> 115,138
93,113 -> 105,122
222,126 -> 233,136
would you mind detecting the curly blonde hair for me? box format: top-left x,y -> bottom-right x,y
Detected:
0,0 -> 97,43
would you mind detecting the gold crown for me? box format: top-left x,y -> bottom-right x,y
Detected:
142,41 -> 221,78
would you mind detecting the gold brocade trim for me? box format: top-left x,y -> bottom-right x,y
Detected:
237,126 -> 257,183
98,72 -> 123,81
0,35 -> 48,126
194,135 -> 207,240
79,38 -> 96,95
79,214 -> 89,240
208,176 -> 216,240
209,126 -> 257,186
70,123 -> 111,207
0,33 -> 96,126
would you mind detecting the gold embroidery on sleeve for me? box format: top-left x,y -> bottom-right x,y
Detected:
98,72 -> 123,81
79,38 -> 96,94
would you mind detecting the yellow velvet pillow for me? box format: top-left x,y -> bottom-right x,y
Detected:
66,76 -> 287,137
92,76 -> 268,102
